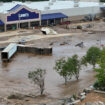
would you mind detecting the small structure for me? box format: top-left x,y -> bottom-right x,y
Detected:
1,43 -> 17,61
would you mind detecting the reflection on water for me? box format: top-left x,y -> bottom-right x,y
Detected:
0,45 -> 96,98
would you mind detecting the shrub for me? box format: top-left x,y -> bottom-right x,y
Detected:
103,18 -> 105,22
77,25 -> 82,29
93,81 -> 105,91
93,81 -> 100,90
8,94 -> 23,100
100,0 -> 105,2
72,94 -> 78,100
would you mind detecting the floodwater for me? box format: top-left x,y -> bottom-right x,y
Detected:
0,44 -> 96,98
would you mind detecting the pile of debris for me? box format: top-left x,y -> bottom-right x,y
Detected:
41,27 -> 57,35
40,86 -> 94,105
85,101 -> 104,105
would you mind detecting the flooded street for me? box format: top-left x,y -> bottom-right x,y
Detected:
1,27 -> 105,104
0,44 -> 97,99
0,21 -> 105,104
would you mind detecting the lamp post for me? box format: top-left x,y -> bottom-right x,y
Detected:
18,14 -> 21,29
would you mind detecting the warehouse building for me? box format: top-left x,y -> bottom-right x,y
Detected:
0,0 -> 103,32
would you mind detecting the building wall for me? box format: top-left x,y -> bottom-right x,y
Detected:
42,6 -> 101,16
0,5 -> 41,25
0,4 -> 103,25
0,13 -> 7,23
69,0 -> 99,2
80,0 -> 99,2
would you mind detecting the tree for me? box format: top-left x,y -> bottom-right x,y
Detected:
83,46 -> 101,68
54,57 -> 70,85
66,55 -> 81,80
94,63 -> 105,91
54,55 -> 82,84
100,0 -> 105,2
28,68 -> 46,95
99,48 -> 105,64
93,47 -> 105,91
71,55 -> 81,80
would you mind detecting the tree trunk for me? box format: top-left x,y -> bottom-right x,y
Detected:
75,71 -> 79,80
40,80 -> 45,95
76,75 -> 79,80
64,76 -> 67,85
40,88 -> 44,95
93,64 -> 95,69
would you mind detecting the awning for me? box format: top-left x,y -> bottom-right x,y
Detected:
41,13 -> 68,20
8,4 -> 21,12
0,20 -> 4,25
100,7 -> 105,10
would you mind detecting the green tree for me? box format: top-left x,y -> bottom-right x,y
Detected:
99,48 -> 105,63
100,0 -> 105,2
83,46 -> 101,68
93,47 -> 105,91
65,55 -> 81,80
54,55 -> 82,84
94,63 -> 105,91
54,57 -> 70,85
71,55 -> 81,80
28,68 -> 46,95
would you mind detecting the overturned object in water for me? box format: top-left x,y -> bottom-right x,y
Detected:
75,42 -> 84,48
1,43 -> 17,61
41,27 -> 57,35
1,43 -> 52,62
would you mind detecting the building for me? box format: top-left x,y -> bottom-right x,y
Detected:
0,0 -> 103,32
74,0 -> 99,2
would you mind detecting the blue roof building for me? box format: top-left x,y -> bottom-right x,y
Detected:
0,0 -> 102,31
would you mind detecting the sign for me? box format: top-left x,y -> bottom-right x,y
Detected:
18,13 -> 29,18
7,8 -> 40,22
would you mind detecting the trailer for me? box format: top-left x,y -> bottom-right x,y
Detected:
1,43 -> 17,61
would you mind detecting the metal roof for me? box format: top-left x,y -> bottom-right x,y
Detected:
0,20 -> 4,25
100,7 -> 105,10
2,43 -> 17,52
8,4 -> 22,12
41,13 -> 68,20
0,1 -> 100,13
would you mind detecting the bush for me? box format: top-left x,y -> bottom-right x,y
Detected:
72,94 -> 78,100
77,25 -> 82,29
8,94 -> 23,100
100,0 -> 105,2
93,81 -> 105,91
102,18 -> 105,22
93,81 -> 100,90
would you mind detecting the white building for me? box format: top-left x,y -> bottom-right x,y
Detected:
0,0 -> 103,31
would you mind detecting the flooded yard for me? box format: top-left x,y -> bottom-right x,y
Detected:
0,21 -> 105,104
0,44 -> 96,99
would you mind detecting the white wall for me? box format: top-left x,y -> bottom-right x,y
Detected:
68,0 -> 99,2
42,6 -> 101,17
80,0 -> 99,2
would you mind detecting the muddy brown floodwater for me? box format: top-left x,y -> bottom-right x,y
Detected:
0,44 -> 96,99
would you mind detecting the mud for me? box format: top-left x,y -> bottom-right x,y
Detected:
0,31 -> 102,98
0,21 -> 105,104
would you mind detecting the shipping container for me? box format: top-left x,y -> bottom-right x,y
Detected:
1,43 -> 17,61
